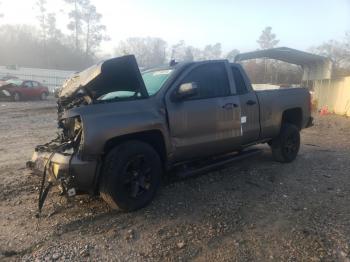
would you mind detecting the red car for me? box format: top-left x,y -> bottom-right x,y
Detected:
0,79 -> 49,101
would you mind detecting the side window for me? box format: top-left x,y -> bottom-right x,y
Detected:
181,63 -> 230,99
32,81 -> 39,87
23,81 -> 33,88
231,67 -> 248,95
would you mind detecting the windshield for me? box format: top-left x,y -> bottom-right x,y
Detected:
98,69 -> 173,101
6,79 -> 23,86
142,69 -> 173,95
97,90 -> 141,101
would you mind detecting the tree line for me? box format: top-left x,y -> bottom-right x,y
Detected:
0,0 -> 108,70
0,2 -> 349,83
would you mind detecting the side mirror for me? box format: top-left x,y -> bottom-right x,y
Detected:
174,82 -> 198,101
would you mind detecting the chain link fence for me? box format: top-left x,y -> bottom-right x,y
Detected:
0,66 -> 74,92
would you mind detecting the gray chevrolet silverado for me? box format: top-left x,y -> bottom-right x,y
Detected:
28,55 -> 313,211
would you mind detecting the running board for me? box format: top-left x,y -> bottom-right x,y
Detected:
175,148 -> 262,178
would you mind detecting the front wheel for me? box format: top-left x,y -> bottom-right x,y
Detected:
270,123 -> 300,163
13,92 -> 21,102
99,141 -> 162,211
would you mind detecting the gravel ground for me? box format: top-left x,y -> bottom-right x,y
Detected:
0,100 -> 349,262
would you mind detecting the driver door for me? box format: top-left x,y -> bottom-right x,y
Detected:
31,81 -> 42,97
165,62 -> 242,161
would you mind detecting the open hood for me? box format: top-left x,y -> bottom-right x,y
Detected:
58,55 -> 148,102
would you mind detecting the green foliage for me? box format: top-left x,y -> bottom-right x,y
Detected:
170,41 -> 222,62
226,49 -> 240,62
0,0 -> 110,70
257,26 -> 279,50
309,32 -> 350,76
64,0 -> 109,56
0,24 -> 94,70
115,37 -> 168,68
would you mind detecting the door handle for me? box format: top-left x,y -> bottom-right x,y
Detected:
246,100 -> 256,106
222,103 -> 238,109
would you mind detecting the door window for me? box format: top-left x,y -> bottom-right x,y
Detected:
23,81 -> 33,88
31,81 -> 39,87
180,63 -> 230,100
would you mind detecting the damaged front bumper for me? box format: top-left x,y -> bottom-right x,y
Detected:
27,145 -> 99,196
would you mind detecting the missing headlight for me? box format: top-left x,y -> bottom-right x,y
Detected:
62,116 -> 82,142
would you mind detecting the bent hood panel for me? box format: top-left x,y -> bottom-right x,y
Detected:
59,55 -> 148,100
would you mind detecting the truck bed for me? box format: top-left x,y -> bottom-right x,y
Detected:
255,87 -> 311,139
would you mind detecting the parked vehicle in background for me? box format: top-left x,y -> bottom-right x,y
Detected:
28,55 -> 313,212
0,79 -> 49,101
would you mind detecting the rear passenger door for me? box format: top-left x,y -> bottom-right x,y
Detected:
31,81 -> 42,97
231,65 -> 260,144
165,62 -> 242,161
21,81 -> 33,98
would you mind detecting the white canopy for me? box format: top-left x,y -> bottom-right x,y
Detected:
235,47 -> 332,81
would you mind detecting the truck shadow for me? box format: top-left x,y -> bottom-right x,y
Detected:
53,146 -> 285,236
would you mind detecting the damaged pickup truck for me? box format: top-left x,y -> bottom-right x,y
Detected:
27,55 -> 313,211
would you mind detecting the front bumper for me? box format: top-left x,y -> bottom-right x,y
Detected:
0,89 -> 13,100
27,148 -> 99,194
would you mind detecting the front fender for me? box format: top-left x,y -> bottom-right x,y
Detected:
63,99 -> 170,156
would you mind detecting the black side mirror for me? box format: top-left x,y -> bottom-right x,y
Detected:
173,82 -> 198,101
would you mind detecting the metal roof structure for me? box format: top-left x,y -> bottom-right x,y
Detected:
234,47 -> 333,81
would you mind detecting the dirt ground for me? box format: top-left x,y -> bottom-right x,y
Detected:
0,99 -> 349,262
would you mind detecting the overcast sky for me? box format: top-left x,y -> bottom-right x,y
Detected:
1,0 -> 349,54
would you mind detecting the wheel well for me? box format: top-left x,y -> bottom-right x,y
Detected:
103,130 -> 167,162
281,108 -> 302,129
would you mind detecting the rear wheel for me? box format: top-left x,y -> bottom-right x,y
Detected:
99,141 -> 162,211
270,123 -> 300,163
13,92 -> 21,102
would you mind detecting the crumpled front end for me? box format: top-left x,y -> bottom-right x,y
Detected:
27,54 -> 148,212
27,116 -> 99,200
56,55 -> 148,113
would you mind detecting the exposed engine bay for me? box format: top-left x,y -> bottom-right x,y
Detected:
27,55 -> 148,214
57,54 -> 147,112
27,115 -> 83,213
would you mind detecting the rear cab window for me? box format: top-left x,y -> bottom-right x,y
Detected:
231,66 -> 249,95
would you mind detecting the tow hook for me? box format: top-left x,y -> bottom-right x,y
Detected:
67,188 -> 76,197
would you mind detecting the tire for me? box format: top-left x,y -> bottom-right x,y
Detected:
270,123 -> 300,163
99,141 -> 162,211
13,92 -> 21,102
40,92 -> 48,100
